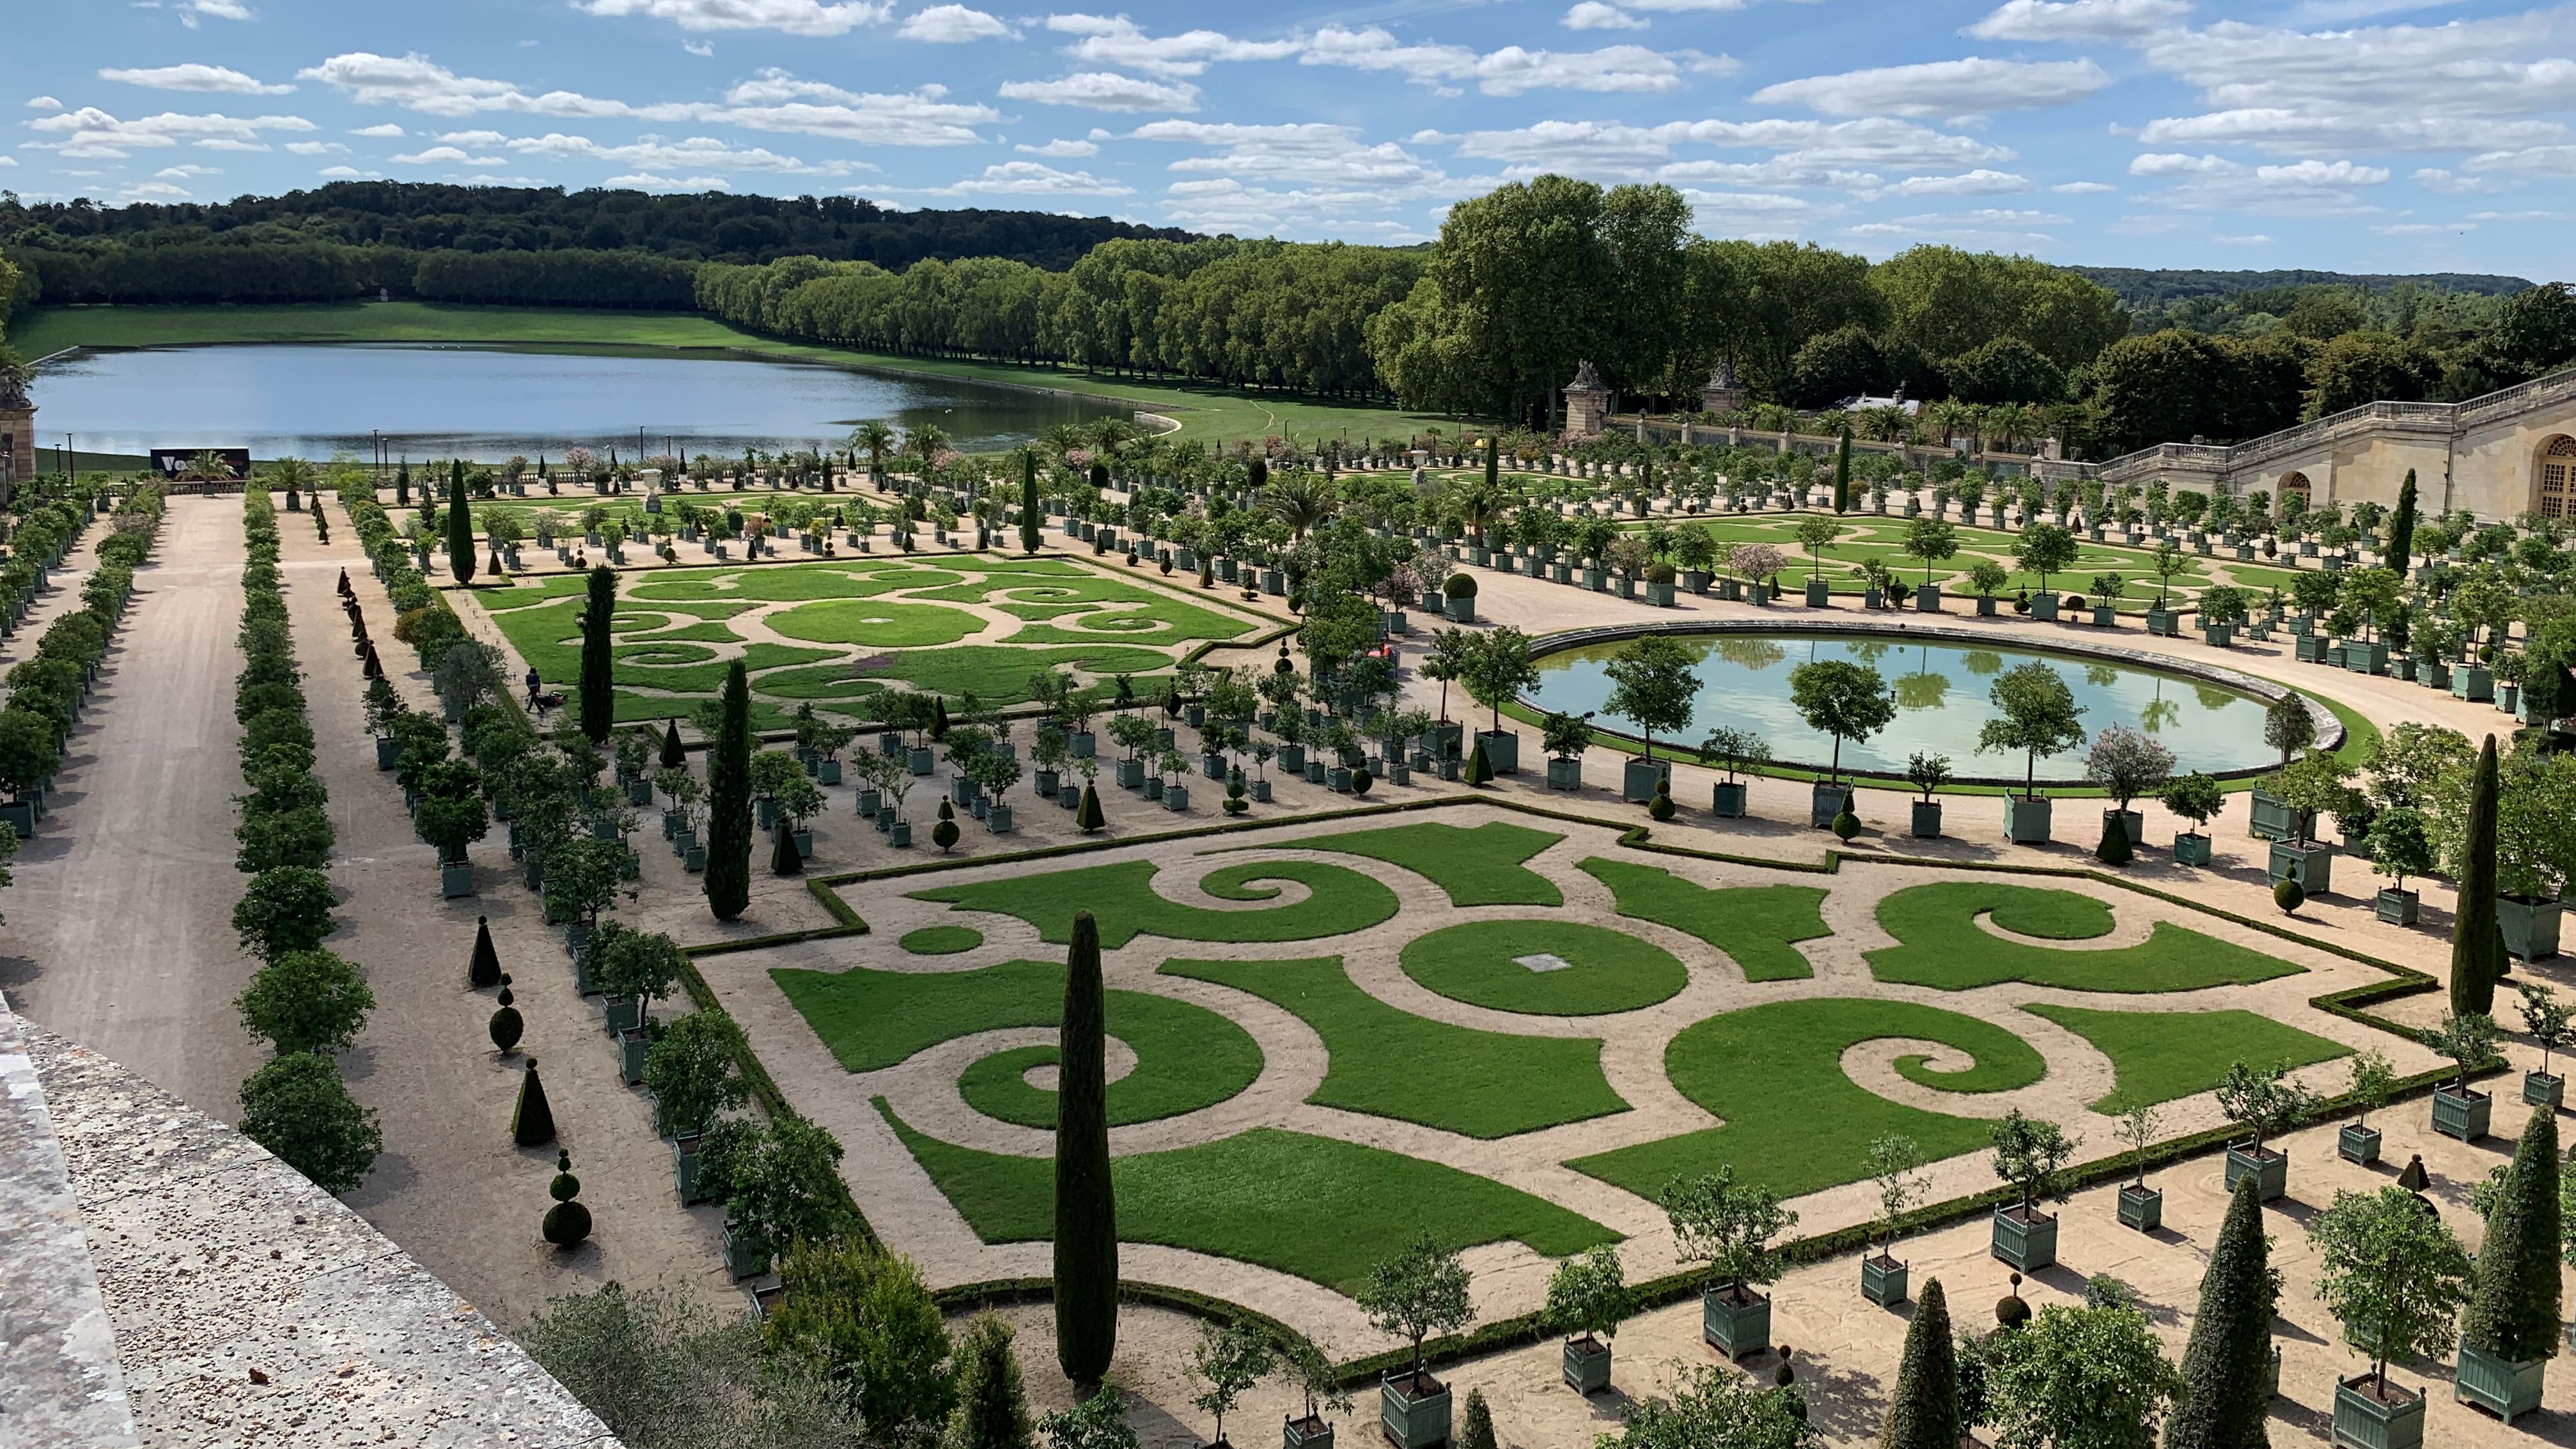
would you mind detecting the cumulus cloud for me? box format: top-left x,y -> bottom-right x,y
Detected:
180,0 -> 255,22
901,4 -> 1016,40
1965,0 -> 2189,40
605,171 -> 732,188
2412,166 -> 2499,192
153,163 -> 221,178
1043,14 -> 1299,75
121,182 -> 194,200
2127,150 -> 2391,213
26,97 -> 65,111
98,63 -> 295,94
923,160 -> 1134,194
2463,144 -> 2576,176
318,165 -> 379,176
2053,179 -> 2117,191
999,72 -> 1201,111
351,122 -> 405,137
1301,27 -> 1708,95
571,0 -> 891,35
1018,137 -> 1098,155
1129,120 -> 1450,194
1752,57 -> 2114,116
391,145 -> 507,166
284,140 -> 349,154
503,130 -> 868,175
24,106 -> 315,159
1564,3 -> 1649,30
1881,168 -> 2034,195
1444,116 -> 2010,173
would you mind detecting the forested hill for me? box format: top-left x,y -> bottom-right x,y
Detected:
2073,267 -> 2531,311
0,183 -> 1196,270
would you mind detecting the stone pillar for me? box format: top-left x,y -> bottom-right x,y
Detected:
1563,360 -> 1609,437
1699,360 -> 1746,417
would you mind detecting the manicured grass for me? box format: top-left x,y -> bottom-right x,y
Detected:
899,926 -> 983,955
910,859 -> 1399,949
1250,821 -> 1566,906
1866,883 -> 2306,993
1576,859 -> 1831,982
873,644 -> 1173,701
770,958 -> 1261,1124
769,599 -> 988,647
879,1110 -> 1618,1293
1163,956 -> 1629,1138
1397,920 -> 1687,1016
951,986 -> 1263,1127
1568,998 -> 2049,1200
2025,1003 -> 2351,1113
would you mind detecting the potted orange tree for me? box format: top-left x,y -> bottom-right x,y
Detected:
2216,1058 -> 2317,1202
1665,1168 -> 1795,1360
1357,1234 -> 1471,1449
1862,1134 -> 1923,1305
1988,1110 -> 2077,1271
2309,1185 -> 2469,1449
1545,1245 -> 1630,1394
2338,1049 -> 2396,1165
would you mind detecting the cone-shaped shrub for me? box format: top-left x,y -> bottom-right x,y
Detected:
1464,736 -> 1494,786
513,1057 -> 556,1145
2096,811 -> 2134,865
468,915 -> 501,989
770,822 -> 804,876
2452,734 -> 2502,1014
944,1312 -> 1031,1449
2167,1176 -> 2274,1449
488,975 -> 523,1053
542,1149 -> 592,1246
1054,910 -> 1117,1388
1075,782 -> 1104,833
2462,1106 -> 2561,1362
1881,1278 -> 1958,1449
660,718 -> 685,769
446,463 -> 477,587
1459,1390 -> 1497,1449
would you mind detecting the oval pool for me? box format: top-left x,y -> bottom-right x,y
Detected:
1531,631 -> 2281,780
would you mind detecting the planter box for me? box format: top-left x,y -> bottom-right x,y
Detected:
2247,788 -> 2314,844
603,995 -> 641,1035
1379,1374 -> 1451,1449
2455,1340 -> 2546,1425
1991,1206 -> 2057,1271
2268,841 -> 2332,895
722,1223 -> 771,1280
2091,605 -> 2118,628
2224,1143 -> 2288,1202
1978,596 -> 1999,616
1546,757 -> 1582,791
1116,759 -> 1146,790
2003,794 -> 2052,844
441,862 -> 476,899
2146,608 -> 2178,636
1702,1286 -> 1772,1360
1711,781 -> 1747,817
2346,640 -> 2388,675
2499,895 -> 2563,961
1810,782 -> 1849,828
375,736 -> 402,770
1861,1254 -> 1909,1306
620,1026 -> 649,1085
672,1133 -> 705,1202
1474,730 -> 1520,775
2453,665 -> 2494,702
1623,757 -> 1665,803
2433,1086 -> 2492,1142
908,748 -> 935,776
2173,832 -> 2213,866
1164,785 -> 1189,812
987,805 -> 1014,833
1283,1414 -> 1334,1449
2527,1071 -> 2564,1109
2338,1121 -> 2384,1163
1276,744 -> 1306,773
627,778 -> 654,806
1804,577 -> 1831,607
1915,584 -> 1942,612
2203,623 -> 2235,647
1562,1337 -> 1612,1393
2297,633 -> 2328,663
2375,888 -> 2419,926
2105,808 -> 2144,846
2334,1375 -> 2425,1449
1911,800 -> 1942,838
2117,1183 -> 2163,1232
2030,594 -> 2058,621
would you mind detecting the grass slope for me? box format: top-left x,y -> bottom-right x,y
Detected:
1570,998 -> 2049,1200
770,958 -> 1260,1126
1398,920 -> 1687,1016
910,858 -> 1398,948
1576,858 -> 1832,982
878,1108 -> 1618,1293
1250,821 -> 1566,906
2025,1003 -> 2351,1113
1162,956 -> 1629,1138
1868,883 -> 2305,993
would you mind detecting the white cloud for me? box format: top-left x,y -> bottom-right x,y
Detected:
925,160 -> 1134,194
605,171 -> 732,189
901,4 -> 1015,41
2127,150 -> 2391,213
1882,168 -> 2034,195
1130,120 -> 1449,192
1300,27 -> 1706,95
571,0 -> 891,35
1156,176 -> 1437,236
2370,221 -> 2469,233
391,145 -> 506,166
1042,15 -> 1299,75
437,129 -> 508,144
0,157 -> 18,166
120,182 -> 194,199
2212,231 -> 2274,242
284,140 -> 348,155
504,130 -> 866,175
25,97 -> 65,111
98,63 -> 294,94
153,163 -> 220,177
2052,179 -> 2117,191
318,165 -> 378,176
999,72 -> 1201,111
1017,137 -> 1098,155
2128,150 -> 2235,174
683,38 -> 715,55
299,52 -> 635,118
351,122 -> 405,137
23,106 -> 315,159
1445,116 -> 2010,173
1965,0 -> 2189,41
2412,166 -> 2499,192
182,0 -> 254,21
1752,57 -> 2114,116
2463,144 -> 2576,176
1564,3 -> 1649,30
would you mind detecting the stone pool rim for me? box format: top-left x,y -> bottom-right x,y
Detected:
1521,617 -> 2341,787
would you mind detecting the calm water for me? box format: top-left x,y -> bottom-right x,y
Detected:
31,343 -> 1123,461
1534,632 -> 2276,780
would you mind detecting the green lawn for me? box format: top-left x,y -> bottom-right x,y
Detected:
1866,883 -> 2306,993
1569,998 -> 2049,1200
1397,920 -> 1687,1016
879,1110 -> 1617,1293
770,958 -> 1261,1124
1228,821 -> 1566,907
1577,859 -> 1832,982
910,859 -> 1399,948
898,926 -> 983,955
1162,956 -> 1629,1138
769,599 -> 988,647
2025,1003 -> 2351,1113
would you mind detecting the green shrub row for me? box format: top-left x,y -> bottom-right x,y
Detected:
233,490 -> 334,878
339,481 -> 467,663
0,483 -> 162,803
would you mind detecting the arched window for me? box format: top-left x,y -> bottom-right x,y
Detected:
2539,437 -> 2576,520
2275,472 -> 2310,516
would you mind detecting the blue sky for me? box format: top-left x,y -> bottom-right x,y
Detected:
6,0 -> 2572,277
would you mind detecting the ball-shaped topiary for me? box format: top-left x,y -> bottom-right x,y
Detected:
1831,799 -> 1861,841
1444,572 -> 1478,599
488,975 -> 524,1053
933,816 -> 961,852
1648,784 -> 1676,821
1351,767 -> 1374,796
2274,877 -> 2305,914
542,1149 -> 592,1247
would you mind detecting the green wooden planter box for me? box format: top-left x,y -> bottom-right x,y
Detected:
1809,782 -> 1849,828
2499,895 -> 2563,961
1623,757 -> 1665,803
2173,832 -> 2213,866
441,862 -> 475,899
1562,1337 -> 1612,1393
2374,888 -> 2419,926
2453,665 -> 2494,702
1712,782 -> 1747,817
1990,1207 -> 2057,1271
1861,1254 -> 1908,1305
1804,578 -> 1831,607
2247,788 -> 2313,842
1703,1287 -> 1772,1359
1379,1374 -> 1451,1449
620,1026 -> 649,1085
2455,1342 -> 2545,1425
1545,757 -> 1582,791
1910,801 -> 1942,839
2268,841 -> 2332,895
2334,1374 -> 2425,1448
673,1133 -> 706,1203
2003,794 -> 2052,845
2432,1086 -> 2491,1142
722,1222 -> 771,1280
2223,1143 -> 2287,1202
2525,1071 -> 2564,1109
2297,633 -> 2328,663
603,995 -> 640,1035
2338,1123 -> 2383,1164
1283,1414 -> 1333,1449
2117,1183 -> 2163,1232
1474,731 -> 1519,775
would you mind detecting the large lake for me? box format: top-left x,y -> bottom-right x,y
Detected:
31,343 -> 1127,461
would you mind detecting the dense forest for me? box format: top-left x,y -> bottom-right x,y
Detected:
6,180 -> 2573,461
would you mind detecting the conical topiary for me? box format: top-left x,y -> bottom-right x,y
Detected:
469,915 -> 501,990
1055,910 -> 1118,1388
1881,1278 -> 1958,1449
488,975 -> 523,1053
2167,1175 -> 2274,1449
1074,782 -> 1104,833
932,697 -> 951,740
770,821 -> 804,875
542,1149 -> 592,1246
2462,1106 -> 2561,1362
2096,811 -> 2134,865
1458,1390 -> 1497,1449
513,1057 -> 556,1145
660,718 -> 685,769
1464,736 -> 1494,786
944,1312 -> 1031,1449
2452,734 -> 2502,1014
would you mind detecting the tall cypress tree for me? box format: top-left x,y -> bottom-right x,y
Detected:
2167,1176 -> 2275,1449
1485,434 -> 1500,492
1054,910 -> 1118,1389
1881,1277 -> 1957,1449
1832,427 -> 1854,515
446,460 -> 477,585
578,565 -> 618,744
2452,734 -> 2502,1014
2462,1106 -> 2561,1363
704,662 -> 754,922
2388,468 -> 2418,570
1020,450 -> 1042,555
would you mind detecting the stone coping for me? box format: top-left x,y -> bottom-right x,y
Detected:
1522,614 -> 2342,786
